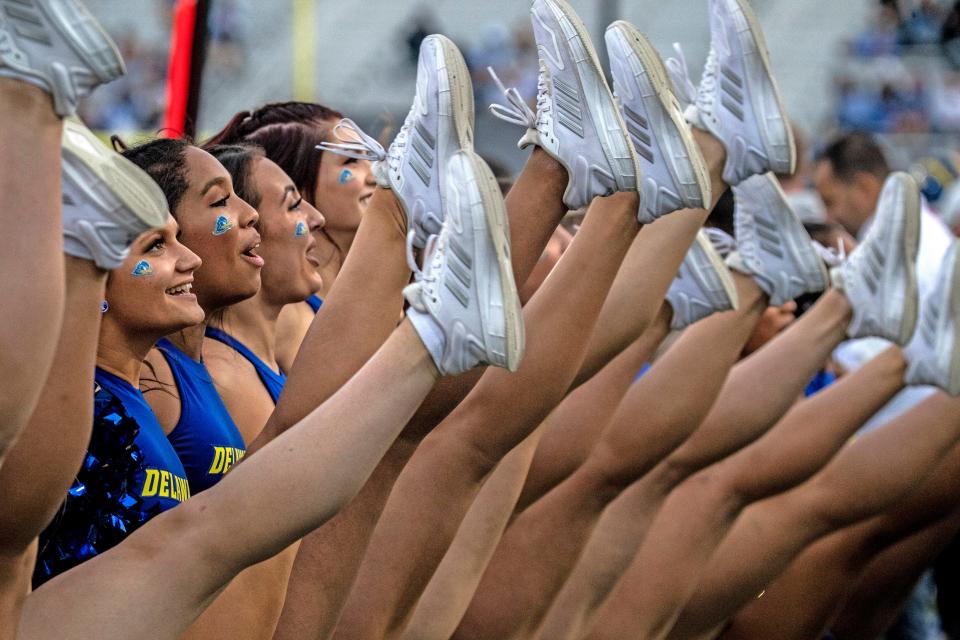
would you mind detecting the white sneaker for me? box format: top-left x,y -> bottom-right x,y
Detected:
905,241 -> 960,396
605,21 -> 710,224
686,0 -> 795,186
665,230 -> 738,330
832,172 -> 920,345
0,0 -> 125,116
729,173 -> 828,305
489,0 -> 639,210
319,34 -> 473,249
61,117 -> 169,269
405,150 -> 524,375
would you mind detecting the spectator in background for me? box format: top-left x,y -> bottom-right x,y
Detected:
900,0 -> 946,45
851,3 -> 901,57
815,130 -> 950,427
815,132 -> 951,293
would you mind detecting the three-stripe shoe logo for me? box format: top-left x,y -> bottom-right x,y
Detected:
753,212 -> 784,259
408,119 -> 436,188
2,0 -> 51,45
444,236 -> 473,309
719,65 -> 745,122
552,74 -> 584,138
621,103 -> 654,164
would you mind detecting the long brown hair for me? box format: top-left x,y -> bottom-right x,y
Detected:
204,102 -> 344,207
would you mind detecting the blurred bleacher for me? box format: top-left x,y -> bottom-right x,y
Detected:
81,0 -> 874,173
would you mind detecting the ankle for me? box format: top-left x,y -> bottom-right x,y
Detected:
692,128 -> 726,179
0,78 -> 58,124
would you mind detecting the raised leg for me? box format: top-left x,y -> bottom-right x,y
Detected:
0,81 -> 65,463
0,258 -> 104,639
331,190 -> 640,640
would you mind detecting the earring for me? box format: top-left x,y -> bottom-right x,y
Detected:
101,300 -> 109,314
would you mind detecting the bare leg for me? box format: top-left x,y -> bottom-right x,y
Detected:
401,430 -> 543,640
575,130 -> 726,387
535,288 -> 851,640
0,258 -> 103,640
721,441 -> 960,640
0,80 -> 65,463
19,321 -> 439,640
659,385 -> 960,640
829,510 -> 960,640
668,288 -> 853,474
452,274 -> 765,640
587,347 -> 909,640
272,150 -> 568,640
255,187 -> 410,445
332,191 -> 640,640
520,306 -> 672,509
401,309 -> 669,640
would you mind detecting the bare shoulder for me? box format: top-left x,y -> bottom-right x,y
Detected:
203,336 -> 275,445
276,302 -> 314,374
141,347 -> 181,436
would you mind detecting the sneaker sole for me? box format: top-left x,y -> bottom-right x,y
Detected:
468,150 -> 524,372
432,34 -> 474,151
722,0 -> 796,174
0,0 -> 125,115
894,172 -> 921,346
539,0 -> 641,196
608,21 -> 712,215
62,117 -> 168,230
694,229 -> 739,312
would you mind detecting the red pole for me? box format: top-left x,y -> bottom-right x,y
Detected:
163,0 -> 211,138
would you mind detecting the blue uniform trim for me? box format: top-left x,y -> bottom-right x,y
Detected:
305,294 -> 323,313
205,328 -> 286,404
156,338 -> 247,493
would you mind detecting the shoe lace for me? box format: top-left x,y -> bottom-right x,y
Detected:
406,232 -> 446,310
704,227 -> 737,259
316,118 -> 386,162
812,238 -> 846,268
665,43 -> 698,111
487,66 -> 541,130
695,47 -> 719,117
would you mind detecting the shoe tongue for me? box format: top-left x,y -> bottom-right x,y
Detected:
683,103 -> 706,131
403,281 -> 429,313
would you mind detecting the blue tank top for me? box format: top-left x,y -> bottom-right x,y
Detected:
305,294 -> 323,313
33,369 -> 190,586
205,327 -> 286,404
155,338 -> 247,493
95,368 -> 190,511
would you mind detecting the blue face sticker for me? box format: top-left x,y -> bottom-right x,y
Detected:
213,215 -> 235,236
100,300 -> 109,313
294,221 -> 308,238
131,260 -> 154,277
338,169 -> 354,185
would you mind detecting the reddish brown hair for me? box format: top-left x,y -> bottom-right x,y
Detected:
205,102 -> 344,207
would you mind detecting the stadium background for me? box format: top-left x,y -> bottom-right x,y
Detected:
80,0 -> 960,179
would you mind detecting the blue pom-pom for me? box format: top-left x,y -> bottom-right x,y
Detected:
34,393 -> 149,588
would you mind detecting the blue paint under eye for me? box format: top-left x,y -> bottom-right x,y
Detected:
294,221 -> 308,237
213,215 -> 235,236
131,260 -> 154,277
339,169 -> 354,185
